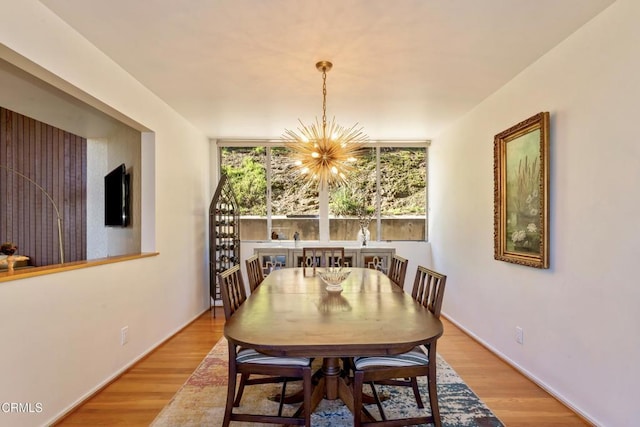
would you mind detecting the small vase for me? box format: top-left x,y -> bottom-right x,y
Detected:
357,228 -> 370,247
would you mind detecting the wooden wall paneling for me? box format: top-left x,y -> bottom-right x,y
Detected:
0,107 -> 86,266
0,110 -> 4,239
28,115 -> 36,258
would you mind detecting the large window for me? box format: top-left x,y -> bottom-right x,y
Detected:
219,141 -> 428,242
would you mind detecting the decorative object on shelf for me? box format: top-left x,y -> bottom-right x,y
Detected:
494,112 -> 549,269
282,60 -> 368,189
356,227 -> 370,247
317,267 -> 351,293
1,242 -> 18,273
208,174 -> 241,315
0,165 -> 64,264
356,203 -> 374,247
1,242 -> 17,256
293,230 -> 300,248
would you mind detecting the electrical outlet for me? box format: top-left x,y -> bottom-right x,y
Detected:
121,326 -> 129,345
515,326 -> 524,345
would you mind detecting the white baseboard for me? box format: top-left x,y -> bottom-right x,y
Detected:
442,312 -> 600,427
46,307 -> 211,426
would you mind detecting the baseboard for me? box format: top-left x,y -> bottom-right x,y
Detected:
48,307 -> 212,426
442,312 -> 599,427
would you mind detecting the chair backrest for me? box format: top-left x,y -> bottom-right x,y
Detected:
411,266 -> 447,318
244,255 -> 264,292
387,255 -> 408,289
218,264 -> 247,320
301,247 -> 345,270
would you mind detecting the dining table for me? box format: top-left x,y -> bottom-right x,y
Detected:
223,266 -> 444,417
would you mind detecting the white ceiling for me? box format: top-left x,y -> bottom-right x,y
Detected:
39,0 -> 615,140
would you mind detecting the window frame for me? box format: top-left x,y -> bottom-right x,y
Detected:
217,139 -> 430,242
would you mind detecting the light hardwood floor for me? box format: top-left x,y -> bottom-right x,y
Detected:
56,308 -> 589,426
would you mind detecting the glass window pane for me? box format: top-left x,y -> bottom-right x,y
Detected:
379,147 -> 426,241
329,147 -> 377,241
221,147 -> 267,215
221,147 -> 267,240
271,147 -> 319,240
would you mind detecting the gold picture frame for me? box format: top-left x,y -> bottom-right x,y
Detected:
494,112 -> 549,268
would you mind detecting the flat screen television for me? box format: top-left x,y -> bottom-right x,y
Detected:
104,163 -> 130,227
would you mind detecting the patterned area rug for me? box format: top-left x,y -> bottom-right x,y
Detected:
151,338 -> 504,426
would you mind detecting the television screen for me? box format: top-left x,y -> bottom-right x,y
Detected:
104,163 -> 130,227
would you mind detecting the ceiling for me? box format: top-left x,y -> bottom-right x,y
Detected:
38,0 -> 615,141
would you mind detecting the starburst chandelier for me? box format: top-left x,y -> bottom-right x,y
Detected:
282,61 -> 368,189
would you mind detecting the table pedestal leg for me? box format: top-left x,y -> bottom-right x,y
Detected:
280,357 -> 376,422
322,357 -> 341,400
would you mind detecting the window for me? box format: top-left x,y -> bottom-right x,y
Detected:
379,147 -> 427,240
219,141 -> 428,242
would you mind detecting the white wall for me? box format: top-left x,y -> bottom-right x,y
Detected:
104,125 -> 142,257
0,1 -> 210,426
86,138 -> 108,259
430,1 -> 638,425
86,128 -> 142,260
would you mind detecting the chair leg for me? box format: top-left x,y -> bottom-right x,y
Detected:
368,381 -> 386,421
277,379 -> 288,416
353,371 -> 365,427
233,372 -> 249,406
411,376 -> 425,408
223,367 -> 237,427
303,368 -> 312,427
428,373 -> 442,427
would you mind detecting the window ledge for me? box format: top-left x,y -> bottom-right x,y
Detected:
0,252 -> 159,283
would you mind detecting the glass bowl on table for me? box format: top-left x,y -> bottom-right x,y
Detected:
317,267 -> 351,293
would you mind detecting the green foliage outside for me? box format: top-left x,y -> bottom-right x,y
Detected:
221,146 -> 426,217
221,148 -> 267,215
329,150 -> 377,217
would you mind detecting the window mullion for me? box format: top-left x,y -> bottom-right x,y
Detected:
375,146 -> 381,241
319,186 -> 329,242
266,146 -> 273,238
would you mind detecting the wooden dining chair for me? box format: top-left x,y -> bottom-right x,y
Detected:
301,247 -> 345,273
219,265 -> 313,426
352,265 -> 447,427
387,254 -> 408,289
245,255 -> 264,292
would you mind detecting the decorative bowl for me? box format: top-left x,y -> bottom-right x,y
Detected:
317,268 -> 351,293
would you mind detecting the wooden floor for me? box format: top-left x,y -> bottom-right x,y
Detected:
56,308 -> 589,426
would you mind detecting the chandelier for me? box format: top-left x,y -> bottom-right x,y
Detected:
282,61 -> 368,189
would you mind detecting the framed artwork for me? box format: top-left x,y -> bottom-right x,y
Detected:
494,112 -> 549,268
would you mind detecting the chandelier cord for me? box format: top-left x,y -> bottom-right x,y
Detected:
321,67 -> 327,137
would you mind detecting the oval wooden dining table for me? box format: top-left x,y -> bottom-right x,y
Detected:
223,266 -> 444,417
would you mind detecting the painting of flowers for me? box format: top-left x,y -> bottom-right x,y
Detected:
494,112 -> 549,268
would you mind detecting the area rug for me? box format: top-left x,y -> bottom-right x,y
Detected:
151,338 -> 504,426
